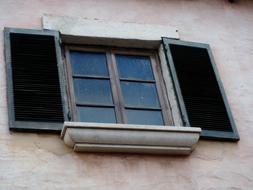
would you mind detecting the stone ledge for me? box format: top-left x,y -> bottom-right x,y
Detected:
61,122 -> 201,155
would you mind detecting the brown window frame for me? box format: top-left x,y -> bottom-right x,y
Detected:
64,45 -> 174,126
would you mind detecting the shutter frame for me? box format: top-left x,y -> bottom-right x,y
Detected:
162,38 -> 239,141
4,27 -> 69,132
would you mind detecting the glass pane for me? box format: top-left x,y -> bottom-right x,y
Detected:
121,82 -> 160,108
77,106 -> 116,123
70,51 -> 109,76
116,54 -> 154,80
126,109 -> 164,125
74,79 -> 113,105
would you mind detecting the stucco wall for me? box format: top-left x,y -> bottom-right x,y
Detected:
0,0 -> 253,189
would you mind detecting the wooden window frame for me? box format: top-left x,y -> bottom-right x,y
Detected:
64,45 -> 174,126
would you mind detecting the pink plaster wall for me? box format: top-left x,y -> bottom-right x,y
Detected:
0,0 -> 253,189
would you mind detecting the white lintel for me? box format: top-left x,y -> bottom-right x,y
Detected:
42,14 -> 179,48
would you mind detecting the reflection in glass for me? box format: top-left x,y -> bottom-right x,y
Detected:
77,106 -> 116,123
74,79 -> 113,105
121,81 -> 160,108
116,54 -> 154,80
126,109 -> 164,125
70,51 -> 108,76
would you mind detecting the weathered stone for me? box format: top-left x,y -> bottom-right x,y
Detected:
61,122 -> 201,155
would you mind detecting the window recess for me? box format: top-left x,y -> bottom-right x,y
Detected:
64,47 -> 174,126
61,46 -> 201,155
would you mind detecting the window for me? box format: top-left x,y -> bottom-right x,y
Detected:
4,27 -> 239,141
65,47 -> 173,126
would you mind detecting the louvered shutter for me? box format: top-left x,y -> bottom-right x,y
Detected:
162,38 -> 239,140
4,28 -> 68,132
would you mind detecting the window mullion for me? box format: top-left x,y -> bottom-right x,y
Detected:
106,52 -> 126,123
108,51 -> 127,124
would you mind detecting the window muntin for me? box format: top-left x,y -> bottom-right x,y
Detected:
66,47 -> 173,126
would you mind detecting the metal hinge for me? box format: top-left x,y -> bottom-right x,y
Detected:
67,111 -> 72,121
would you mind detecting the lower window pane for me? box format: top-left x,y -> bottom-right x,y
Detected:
121,81 -> 160,108
77,106 -> 116,123
74,79 -> 113,105
126,109 -> 164,125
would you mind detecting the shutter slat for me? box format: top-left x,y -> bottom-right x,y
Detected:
163,38 -> 239,140
10,33 -> 64,123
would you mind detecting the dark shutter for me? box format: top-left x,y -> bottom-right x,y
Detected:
4,28 -> 68,132
162,38 -> 239,141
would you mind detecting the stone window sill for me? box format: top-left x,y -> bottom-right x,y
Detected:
61,122 -> 201,155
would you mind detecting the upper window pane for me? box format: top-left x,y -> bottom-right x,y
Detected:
70,51 -> 109,76
116,54 -> 154,80
121,81 -> 160,108
74,79 -> 113,105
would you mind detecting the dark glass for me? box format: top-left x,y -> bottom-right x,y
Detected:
116,54 -> 154,80
126,109 -> 164,125
121,81 -> 160,108
70,51 -> 109,76
74,79 -> 113,105
77,106 -> 116,123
